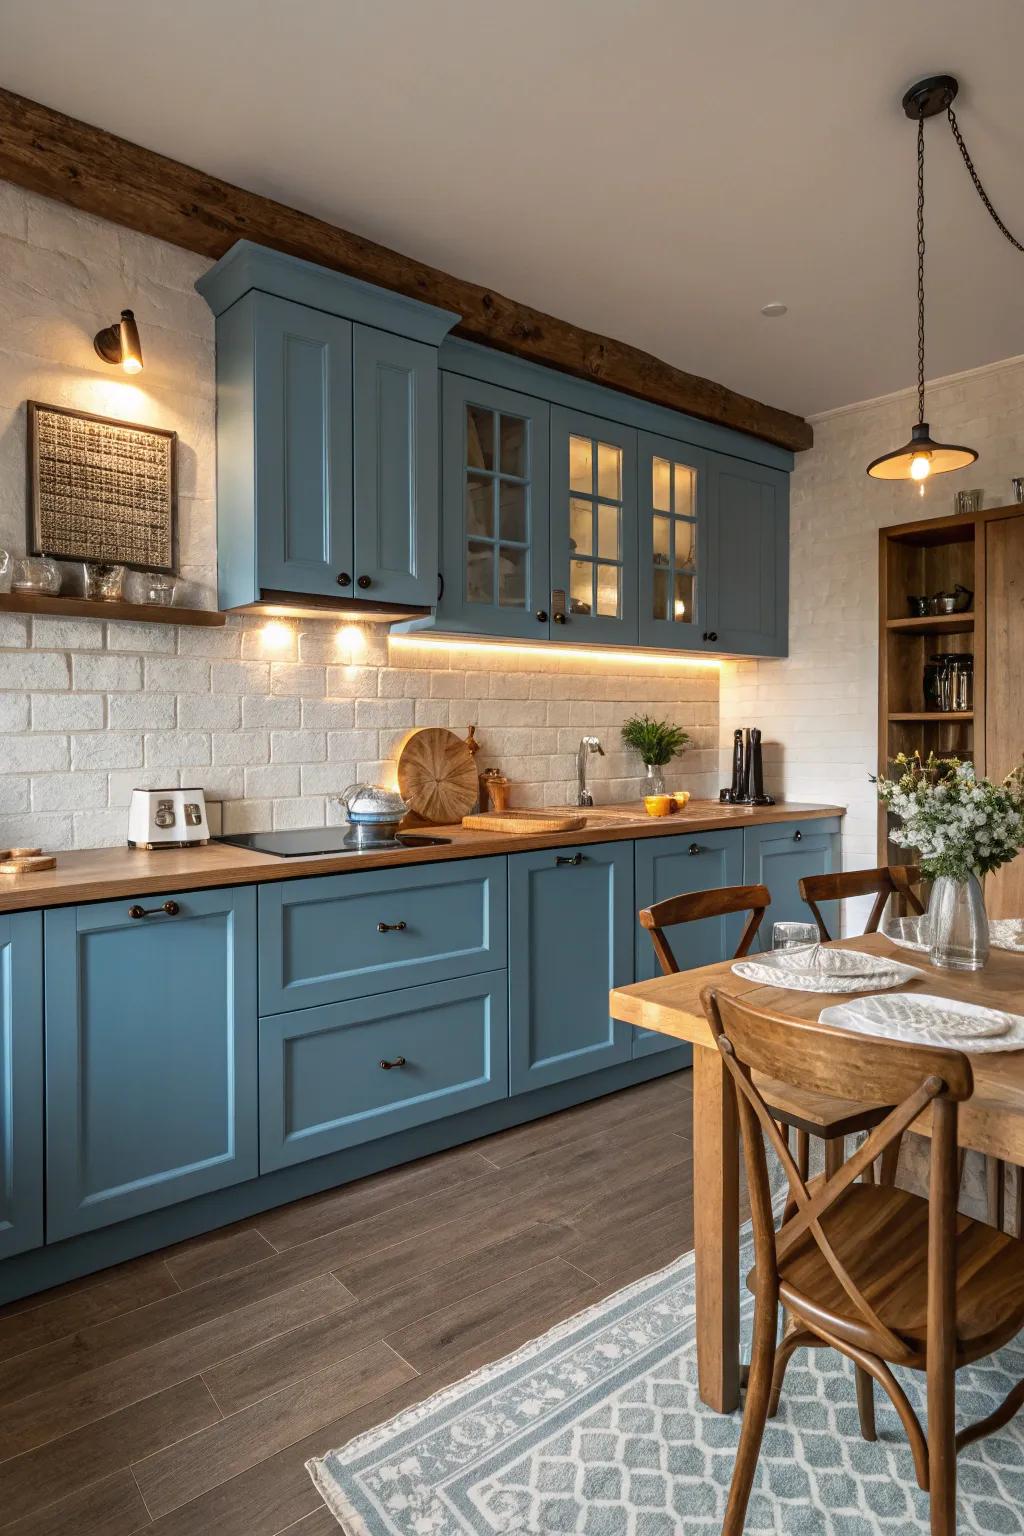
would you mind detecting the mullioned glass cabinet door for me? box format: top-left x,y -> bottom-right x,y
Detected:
549,407 -> 638,645
438,374 -> 550,638
637,432 -> 708,650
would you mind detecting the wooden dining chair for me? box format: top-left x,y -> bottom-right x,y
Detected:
702,986 -> 1024,1536
638,886 -> 899,1183
801,864 -> 1019,1234
799,863 -> 925,943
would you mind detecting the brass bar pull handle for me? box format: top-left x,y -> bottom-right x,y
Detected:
556,853 -> 583,866
377,920 -> 407,933
379,1056 -> 407,1070
128,900 -> 180,919
688,843 -> 701,856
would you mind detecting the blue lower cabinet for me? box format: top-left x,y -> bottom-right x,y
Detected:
44,888 -> 258,1241
743,818 -> 842,949
0,912 -> 43,1260
259,857 -> 507,1014
633,830 -> 744,1059
259,971 -> 508,1171
509,842 -> 634,1094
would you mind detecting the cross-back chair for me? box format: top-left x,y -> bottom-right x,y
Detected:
638,885 -> 900,1183
703,986 -> 1024,1536
799,863 -> 925,943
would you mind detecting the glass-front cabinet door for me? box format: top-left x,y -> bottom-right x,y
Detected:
637,432 -> 708,649
438,374 -> 550,638
550,407 -> 638,645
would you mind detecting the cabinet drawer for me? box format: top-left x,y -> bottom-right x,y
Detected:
259,972 -> 508,1171
259,857 -> 507,1013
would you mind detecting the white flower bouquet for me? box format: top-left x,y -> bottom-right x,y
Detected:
875,753 -> 1024,882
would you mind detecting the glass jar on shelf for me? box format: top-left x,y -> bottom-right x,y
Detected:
11,555 -> 61,595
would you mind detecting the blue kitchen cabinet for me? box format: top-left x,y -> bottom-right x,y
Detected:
259,972 -> 509,1171
259,857 -> 507,1014
742,818 -> 842,949
435,373 -> 551,638
637,434 -> 709,651
0,912 -> 43,1261
509,842 -> 634,1094
197,241 -> 458,613
705,453 -> 789,656
549,407 -> 639,645
44,888 -> 258,1240
633,830 -> 744,1060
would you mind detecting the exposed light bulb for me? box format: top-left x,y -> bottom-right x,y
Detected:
909,453 -> 932,482
122,356 -> 143,375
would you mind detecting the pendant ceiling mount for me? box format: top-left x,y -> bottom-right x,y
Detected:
868,71 -> 1020,483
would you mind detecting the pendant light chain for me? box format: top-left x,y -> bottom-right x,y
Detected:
916,112 -> 926,426
946,103 -> 1024,254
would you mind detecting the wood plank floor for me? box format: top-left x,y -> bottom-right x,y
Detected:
0,1069 -> 694,1535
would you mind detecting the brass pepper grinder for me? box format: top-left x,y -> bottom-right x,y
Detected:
480,767 -> 510,812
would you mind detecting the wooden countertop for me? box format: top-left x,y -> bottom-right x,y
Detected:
0,800 -> 844,914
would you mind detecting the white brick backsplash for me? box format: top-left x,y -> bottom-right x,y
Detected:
145,656 -> 211,693
31,692 -> 104,730
72,654 -> 140,691
71,732 -> 144,770
0,615 -> 28,647
213,731 -> 270,766
271,730 -> 327,764
145,730 -> 211,767
107,621 -> 176,654
0,734 -> 70,772
0,652 -> 70,689
177,694 -> 241,730
0,187 -> 726,849
32,771 -> 108,811
0,693 -> 29,730
30,617 -> 100,650
108,693 -> 176,730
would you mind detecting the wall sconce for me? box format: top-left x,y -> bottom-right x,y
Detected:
93,309 -> 144,374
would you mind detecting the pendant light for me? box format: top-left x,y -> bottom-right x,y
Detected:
867,75 -> 1023,482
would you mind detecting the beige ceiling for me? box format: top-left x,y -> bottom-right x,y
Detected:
3,0 -> 1023,416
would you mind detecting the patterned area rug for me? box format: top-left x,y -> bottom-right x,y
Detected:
308,1242 -> 1024,1535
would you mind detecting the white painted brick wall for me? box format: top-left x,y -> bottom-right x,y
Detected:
720,355 -> 1024,929
0,183 -> 721,848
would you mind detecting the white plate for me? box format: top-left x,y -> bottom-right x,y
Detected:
820,992 -> 1024,1053
732,953 -> 922,994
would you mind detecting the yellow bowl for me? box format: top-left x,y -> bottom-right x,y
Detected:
644,794 -> 673,817
671,791 -> 691,811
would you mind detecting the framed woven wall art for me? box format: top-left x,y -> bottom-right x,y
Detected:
26,402 -> 177,572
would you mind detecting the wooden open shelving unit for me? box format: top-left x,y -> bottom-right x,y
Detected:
0,592 -> 226,627
878,502 -> 1024,916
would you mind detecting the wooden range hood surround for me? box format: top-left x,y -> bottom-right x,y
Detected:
0,88 -> 811,454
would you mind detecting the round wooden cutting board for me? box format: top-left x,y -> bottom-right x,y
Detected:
397,728 -> 479,824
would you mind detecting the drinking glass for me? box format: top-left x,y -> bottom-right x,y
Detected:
772,921 -> 818,951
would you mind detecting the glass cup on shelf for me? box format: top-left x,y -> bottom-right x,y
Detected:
0,548 -> 11,594
82,561 -> 126,602
11,555 -> 61,594
772,921 -> 819,951
141,572 -> 176,606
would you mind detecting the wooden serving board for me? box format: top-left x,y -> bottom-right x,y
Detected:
461,810 -> 587,835
397,728 -> 479,824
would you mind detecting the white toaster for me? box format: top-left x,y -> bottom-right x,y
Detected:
128,788 -> 210,849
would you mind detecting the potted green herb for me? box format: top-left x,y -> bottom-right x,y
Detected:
620,714 -> 690,796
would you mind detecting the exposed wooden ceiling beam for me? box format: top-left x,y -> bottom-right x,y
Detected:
0,88 -> 812,452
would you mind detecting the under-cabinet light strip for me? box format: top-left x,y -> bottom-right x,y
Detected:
388,635 -> 722,668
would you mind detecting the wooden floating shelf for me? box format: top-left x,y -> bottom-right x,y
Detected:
885,612 -> 975,635
887,711 -> 974,723
0,593 -> 226,628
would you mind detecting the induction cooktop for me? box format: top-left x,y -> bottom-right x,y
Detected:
218,829 -> 451,858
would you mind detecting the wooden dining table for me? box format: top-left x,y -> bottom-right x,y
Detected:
609,931 -> 1024,1414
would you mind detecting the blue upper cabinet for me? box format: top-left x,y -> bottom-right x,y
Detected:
197,241 -> 458,614
0,912 -> 43,1261
705,453 -> 789,656
637,433 -> 709,650
549,408 -> 638,645
44,888 -> 258,1241
437,374 -> 551,638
